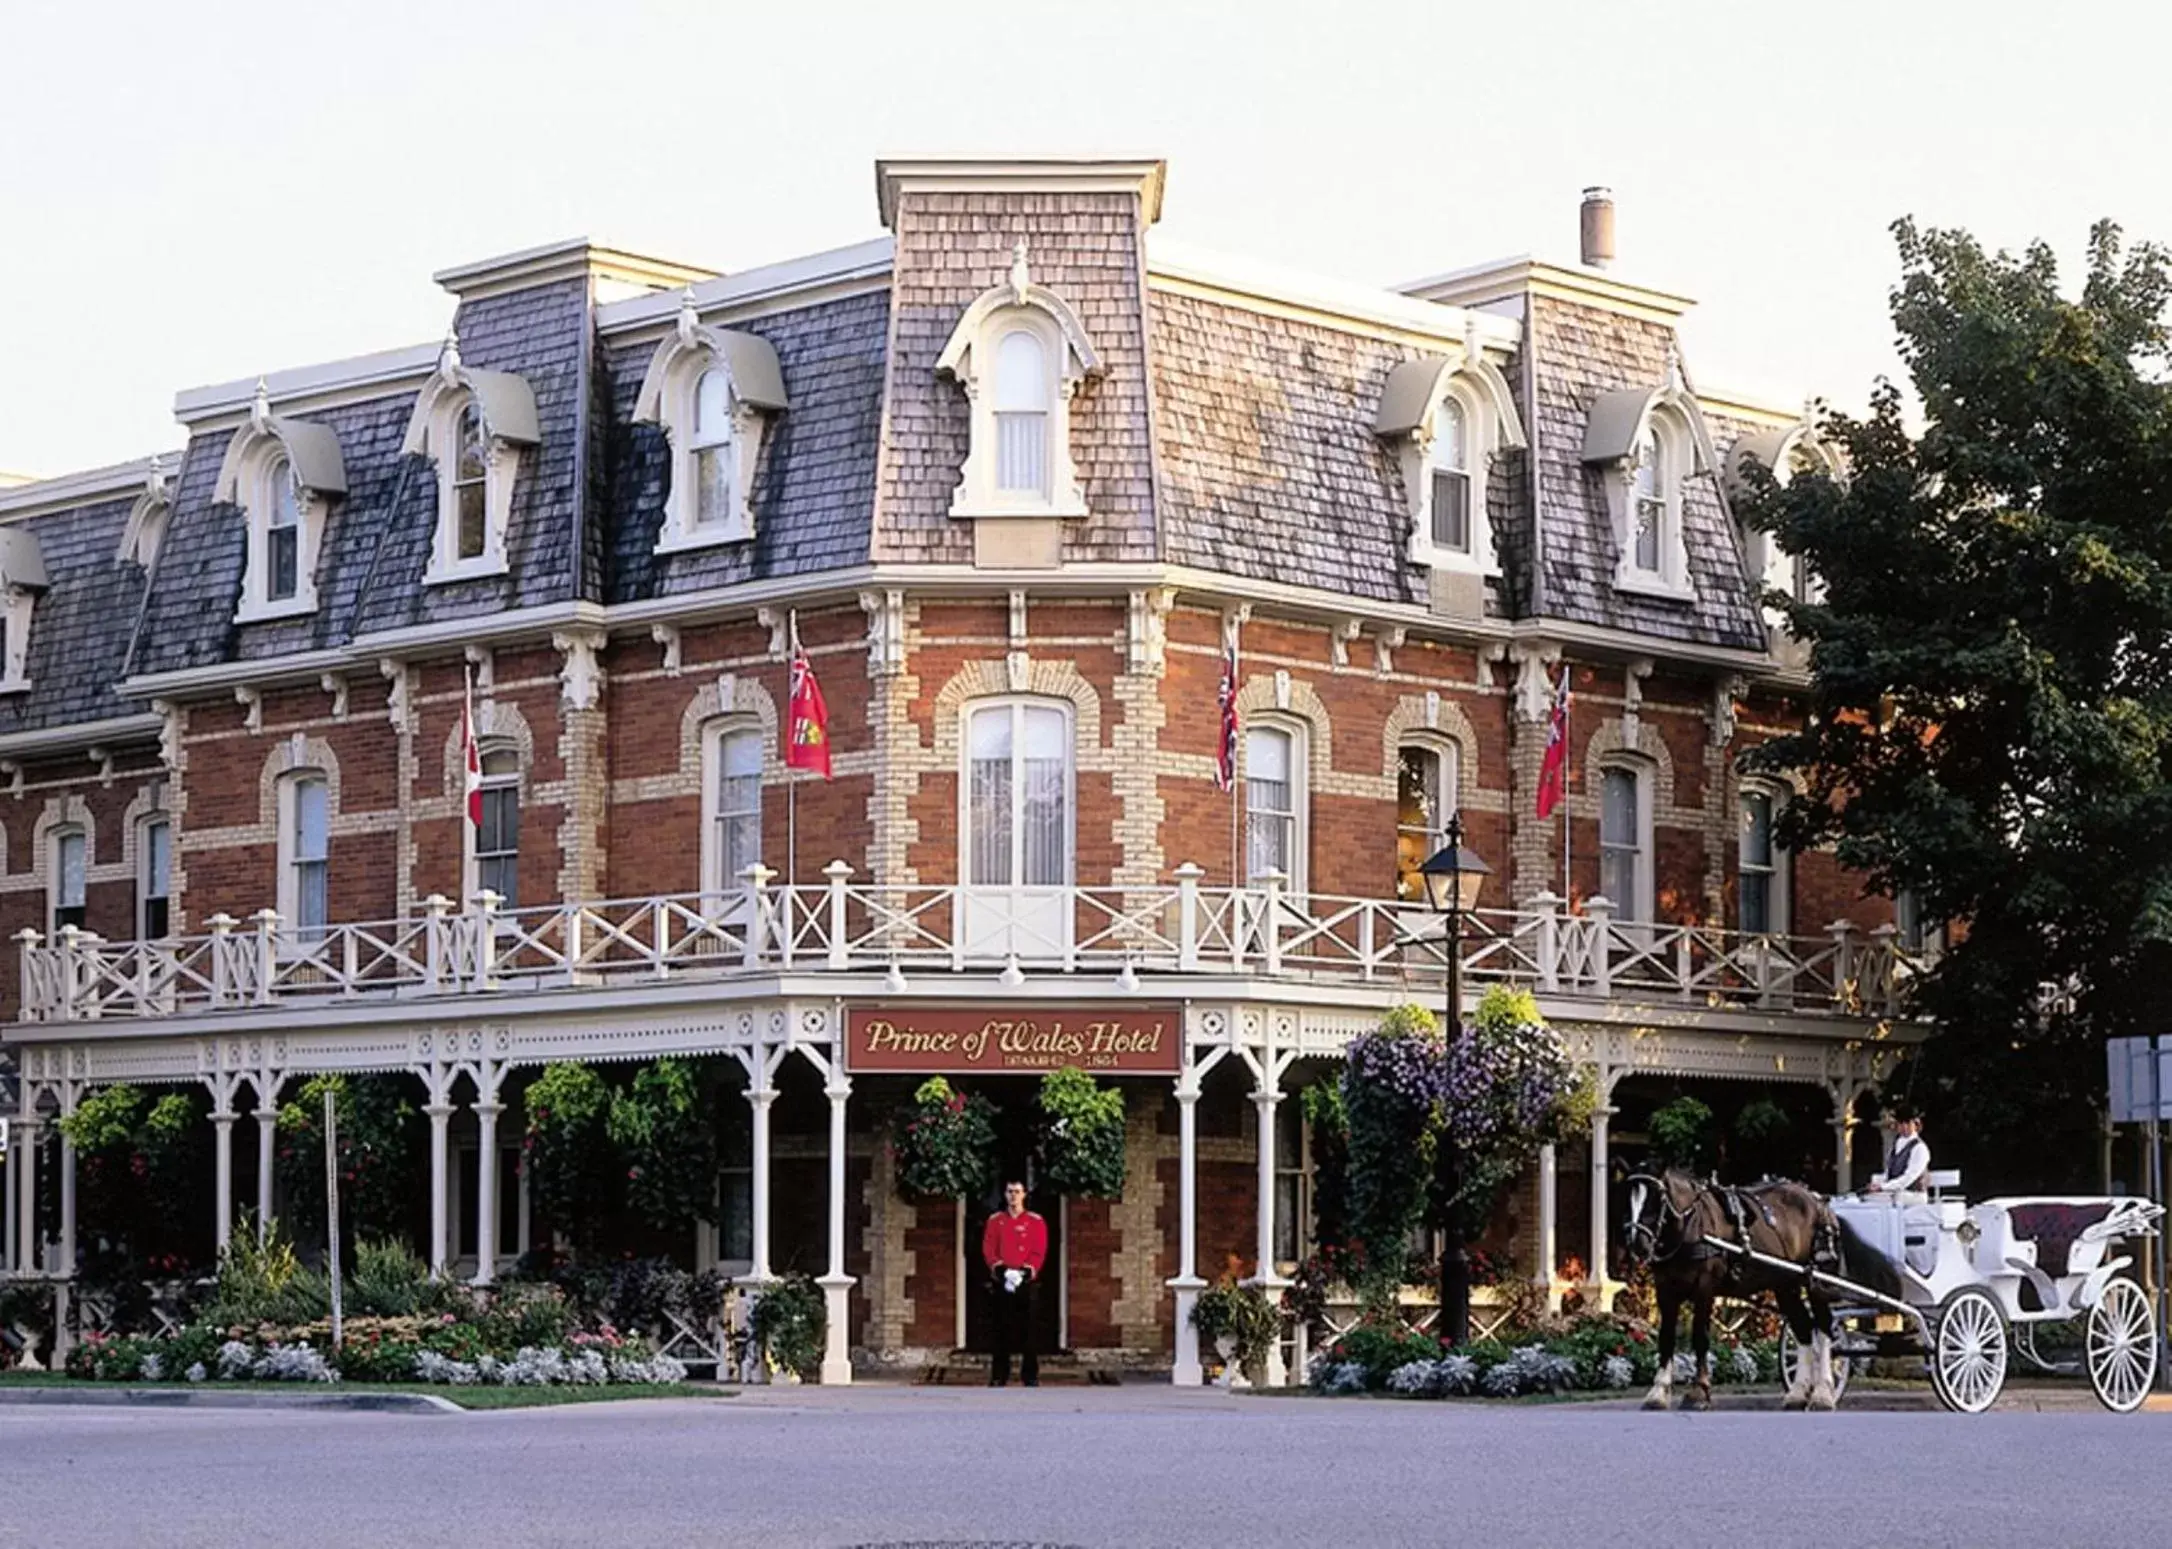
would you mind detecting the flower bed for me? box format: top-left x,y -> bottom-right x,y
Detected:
66,1322 -> 687,1388
1306,1312 -> 1779,1399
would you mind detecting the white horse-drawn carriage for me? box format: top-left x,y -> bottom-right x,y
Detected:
1757,1171 -> 2163,1413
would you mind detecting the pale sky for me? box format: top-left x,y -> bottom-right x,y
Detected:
4,0 -> 2168,478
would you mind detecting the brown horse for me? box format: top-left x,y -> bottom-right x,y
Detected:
1622,1168 -> 1844,1412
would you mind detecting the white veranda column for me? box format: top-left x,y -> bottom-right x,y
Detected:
817,1076 -> 855,1385
1588,1107 -> 1612,1306
1168,1075 -> 1205,1386
426,1101 -> 453,1275
256,1109 -> 278,1242
473,1100 -> 503,1285
1535,1143 -> 1559,1301
1246,1085 -> 1289,1386
211,1110 -> 235,1253
748,1085 -> 777,1282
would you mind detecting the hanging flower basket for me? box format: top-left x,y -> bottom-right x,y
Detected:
890,1078 -> 999,1201
1035,1067 -> 1127,1199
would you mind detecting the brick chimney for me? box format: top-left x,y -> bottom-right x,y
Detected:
1580,187 -> 1616,270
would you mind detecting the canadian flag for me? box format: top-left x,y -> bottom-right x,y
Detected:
1535,664 -> 1571,820
461,670 -> 483,829
786,642 -> 832,779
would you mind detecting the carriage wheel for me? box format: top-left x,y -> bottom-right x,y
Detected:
1778,1325 -> 1852,1404
1929,1287 -> 2008,1414
2085,1277 -> 2158,1414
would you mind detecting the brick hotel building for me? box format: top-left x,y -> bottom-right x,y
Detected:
0,159 -> 1923,1382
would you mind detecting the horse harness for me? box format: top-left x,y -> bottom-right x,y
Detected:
1647,1176 -> 1839,1279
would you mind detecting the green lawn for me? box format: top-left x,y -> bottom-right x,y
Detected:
0,1371 -> 733,1410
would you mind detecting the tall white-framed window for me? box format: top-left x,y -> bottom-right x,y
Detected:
1598,762 -> 1653,924
1244,722 -> 1307,891
1737,784 -> 1790,935
993,329 -> 1053,498
689,368 -> 740,536
1616,409 -> 1691,596
1395,741 -> 1458,902
138,815 -> 171,940
964,701 -> 1072,889
278,773 -> 329,944
1273,1096 -> 1313,1271
49,826 -> 86,934
1630,427 -> 1666,575
263,456 -> 301,603
453,404 -> 489,565
0,585 -> 31,692
700,722 -> 765,900
1428,398 -> 1472,557
471,746 -> 520,907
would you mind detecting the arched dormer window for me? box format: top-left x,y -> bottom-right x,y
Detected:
1583,367 -> 1714,599
0,526 -> 49,694
937,243 -> 1102,522
215,382 -> 346,621
400,334 -> 540,585
1374,332 -> 1526,587
1727,415 -> 1841,613
633,293 -> 789,553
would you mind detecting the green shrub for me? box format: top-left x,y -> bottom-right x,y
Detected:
1648,1096 -> 1716,1172
751,1273 -> 827,1379
606,1059 -> 718,1234
202,1219 -> 329,1329
1323,1319 -> 1448,1387
277,1075 -> 421,1245
524,1063 -> 617,1251
890,1078 -> 999,1201
347,1237 -> 433,1317
1189,1278 -> 1281,1371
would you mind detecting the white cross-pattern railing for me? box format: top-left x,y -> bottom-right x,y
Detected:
13,863 -> 1916,1025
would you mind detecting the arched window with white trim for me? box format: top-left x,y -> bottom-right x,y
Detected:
453,404 -> 489,564
1428,399 -> 1471,557
690,368 -> 739,535
1395,740 -> 1458,902
1737,783 -> 1789,935
138,814 -> 171,940
49,825 -> 86,934
701,721 -> 765,901
1630,426 -> 1666,576
264,456 -> 301,603
993,330 -> 1053,497
960,699 -> 1073,958
1245,721 -> 1308,892
1598,761 -> 1653,924
278,772 -> 329,944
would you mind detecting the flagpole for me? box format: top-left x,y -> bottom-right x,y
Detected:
1560,665 -> 1572,905
787,611 -> 800,894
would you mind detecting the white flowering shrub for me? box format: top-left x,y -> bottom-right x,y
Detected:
1671,1352 -> 1699,1382
409,1344 -> 684,1388
1386,1360 -> 1439,1395
1729,1345 -> 1760,1384
216,1341 -> 255,1380
609,1352 -> 688,1384
185,1362 -> 208,1384
1385,1356 -> 1480,1397
1602,1355 -> 1634,1389
139,1353 -> 165,1382
1319,1362 -> 1370,1395
413,1351 -> 481,1385
1481,1345 -> 1577,1397
251,1343 -> 339,1383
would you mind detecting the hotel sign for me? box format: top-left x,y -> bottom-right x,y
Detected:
845,1005 -> 1184,1075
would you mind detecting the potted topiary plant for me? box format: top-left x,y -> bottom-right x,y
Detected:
1190,1273 -> 1281,1389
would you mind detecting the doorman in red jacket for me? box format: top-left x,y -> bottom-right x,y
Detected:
981,1180 -> 1048,1387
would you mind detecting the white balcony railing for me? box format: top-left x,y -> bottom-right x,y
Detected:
11,863 -> 1916,1025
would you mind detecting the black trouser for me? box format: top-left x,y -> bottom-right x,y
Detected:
991,1276 -> 1037,1385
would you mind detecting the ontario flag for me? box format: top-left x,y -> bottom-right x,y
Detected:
1214,637 -> 1239,793
785,643 -> 832,778
1535,664 -> 1571,819
461,670 -> 483,829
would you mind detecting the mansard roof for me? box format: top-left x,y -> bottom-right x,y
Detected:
0,466 -> 161,738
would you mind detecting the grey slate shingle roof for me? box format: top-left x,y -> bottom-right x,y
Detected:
601,290 -> 889,602
1528,296 -> 1766,651
0,496 -> 149,735
1149,287 -> 1520,617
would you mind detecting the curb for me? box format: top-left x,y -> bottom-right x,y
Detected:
0,1386 -> 460,1414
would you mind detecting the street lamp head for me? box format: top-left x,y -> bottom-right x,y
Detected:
1418,819 -> 1490,916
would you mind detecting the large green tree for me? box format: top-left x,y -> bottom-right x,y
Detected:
1740,218 -> 2172,1190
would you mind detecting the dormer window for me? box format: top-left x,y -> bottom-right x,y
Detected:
1429,399 -> 1471,555
994,330 -> 1053,497
0,527 -> 47,694
400,334 -> 540,585
217,383 -> 345,622
1727,417 -> 1841,615
937,245 -> 1102,523
632,295 -> 788,552
1583,372 -> 1715,600
265,457 -> 301,601
1374,339 -> 1527,583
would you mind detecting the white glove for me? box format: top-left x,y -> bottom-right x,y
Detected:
1003,1268 -> 1025,1293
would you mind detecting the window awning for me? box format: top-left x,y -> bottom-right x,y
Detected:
0,526 -> 50,591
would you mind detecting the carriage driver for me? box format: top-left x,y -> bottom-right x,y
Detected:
1870,1110 -> 1931,1197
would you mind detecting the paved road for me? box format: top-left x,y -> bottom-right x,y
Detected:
3,1384 -> 2168,1548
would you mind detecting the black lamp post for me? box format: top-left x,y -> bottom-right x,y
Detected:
1417,812 -> 1490,1344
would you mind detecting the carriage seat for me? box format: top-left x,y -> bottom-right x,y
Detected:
1924,1169 -> 1962,1199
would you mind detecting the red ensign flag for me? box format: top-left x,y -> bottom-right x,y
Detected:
1535,665 -> 1571,819
786,645 -> 832,778
461,672 -> 483,829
